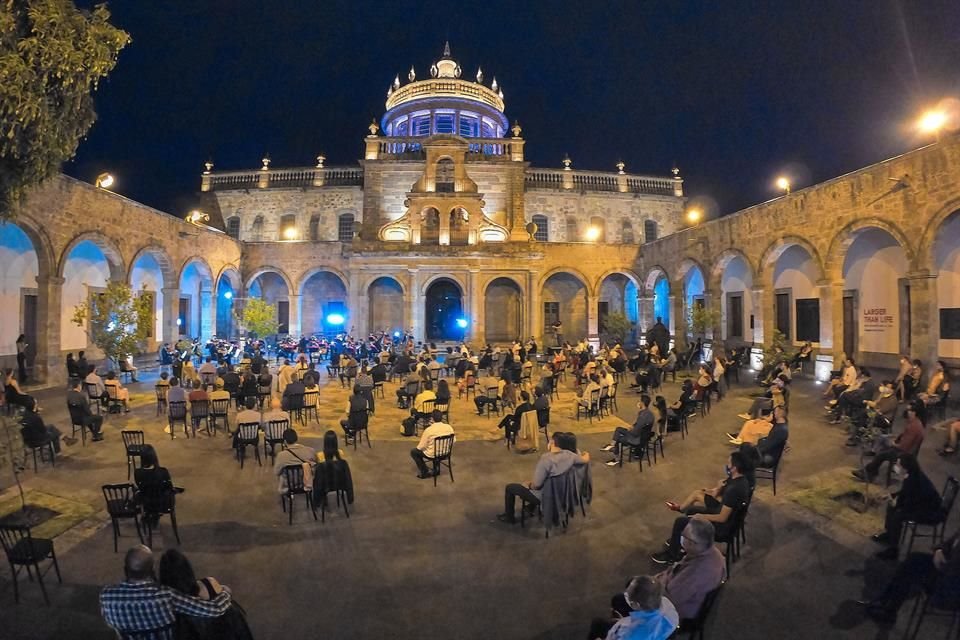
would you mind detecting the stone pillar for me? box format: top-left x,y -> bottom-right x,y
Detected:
468,269 -> 483,344
162,287 -> 181,345
287,294 -> 302,337
528,271 -> 541,344
347,274 -> 363,337
826,279 -> 845,358
201,288 -> 214,343
407,269 -> 420,340
36,276 -> 64,383
751,286 -> 767,346
907,272 -> 938,365
638,296 -> 654,338
587,294 -> 600,348
670,295 -> 685,350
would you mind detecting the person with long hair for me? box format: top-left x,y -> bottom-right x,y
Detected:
317,429 -> 345,463
4,367 -> 34,410
134,445 -> 177,527
15,334 -> 27,382
158,549 -> 224,601
918,360 -> 950,406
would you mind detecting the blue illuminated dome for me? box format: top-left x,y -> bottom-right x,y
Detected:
382,42 -> 509,139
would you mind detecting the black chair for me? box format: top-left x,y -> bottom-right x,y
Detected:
373,381 -> 385,399
102,483 -> 143,553
618,426 -> 653,470
344,410 -> 371,449
537,406 -> 551,442
461,375 -> 477,400
263,418 -> 289,464
716,501 -> 749,574
677,580 -> 726,639
933,388 -> 951,423
341,365 -> 358,388
0,525 -> 61,604
137,480 -> 181,547
67,404 -> 87,447
429,434 -> 455,486
902,572 -> 960,640
900,476 -> 960,554
121,430 -> 145,479
235,422 -> 261,468
286,393 -> 305,425
549,375 -> 560,401
85,383 -> 103,415
435,400 -> 451,424
755,442 -> 788,495
415,399 -> 436,434
312,459 -> 352,522
483,386 -> 502,418
188,399 -> 209,438
21,428 -> 55,472
280,465 -> 317,525
576,389 -> 600,423
167,401 -> 187,439
209,398 -> 230,436
257,385 -> 272,411
154,385 -> 168,416
302,390 -> 319,425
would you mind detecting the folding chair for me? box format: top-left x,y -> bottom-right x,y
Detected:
235,422 -> 262,468
280,465 -> 317,525
0,525 -> 62,604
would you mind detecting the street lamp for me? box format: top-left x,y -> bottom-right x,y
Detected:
95,172 -> 115,189
186,209 -> 209,225
685,208 -> 702,225
776,176 -> 791,194
282,226 -> 298,240
918,109 -> 947,139
584,226 -> 601,242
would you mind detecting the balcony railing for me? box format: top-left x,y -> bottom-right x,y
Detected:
525,169 -> 680,196
373,136 -> 516,160
202,167 -> 364,191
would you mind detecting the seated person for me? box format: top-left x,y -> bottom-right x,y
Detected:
67,377 -> 104,441
577,374 -> 602,410
853,401 -> 925,483
262,397 -> 290,428
273,428 -> 316,492
198,357 -> 217,382
587,575 -> 679,640
341,386 -> 369,440
208,381 -> 230,403
187,379 -> 208,404
601,395 -> 654,467
652,451 -> 752,564
317,429 -> 346,463
281,373 -> 305,412
233,397 -> 262,448
474,373 -> 505,415
496,431 -> 590,524
607,520 -> 725,624
411,410 -> 455,479
156,371 -> 171,391
396,370 -> 420,408
727,405 -> 787,447
119,355 -> 139,382
411,381 -> 436,418
918,360 -> 950,406
134,445 -> 181,527
497,390 -> 533,442
103,371 -> 132,412
870,453 -> 942,560
84,364 -> 108,405
21,398 -> 63,454
737,379 -> 785,420
501,378 -> 518,411
860,528 -> 960,624
790,341 -> 814,370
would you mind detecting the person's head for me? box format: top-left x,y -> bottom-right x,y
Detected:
423,381 -> 433,392
123,545 -> 155,581
845,357 -> 855,367
623,575 -> 663,612
270,397 -> 281,411
352,385 -> 362,396
520,390 -> 530,404
860,367 -> 871,379
170,377 -> 180,388
738,443 -> 761,471
70,377 -> 81,390
639,394 -> 651,409
66,352 -> 74,360
912,359 -> 922,367
78,350 -> 85,359
681,519 -> 716,555
245,396 -> 257,410
193,379 -> 203,390
534,386 -> 544,399
438,379 -> 449,394
431,409 -> 444,423
698,364 -> 708,376
896,453 -> 920,479
283,428 -> 298,445
87,364 -> 96,375
323,430 -> 340,459
549,431 -> 564,452
158,548 -> 198,596
140,444 -> 159,469
159,371 -> 169,381
773,405 -> 787,423
728,450 -> 747,477
557,431 -> 578,452
290,373 -> 299,383
655,395 -> 667,411
879,380 -> 894,396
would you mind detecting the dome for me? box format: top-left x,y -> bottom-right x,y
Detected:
381,42 -> 509,139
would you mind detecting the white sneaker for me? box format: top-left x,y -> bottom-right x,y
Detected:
163,426 -> 171,434
737,413 -> 751,420
601,443 -> 615,452
605,459 -> 619,467
728,437 -> 743,445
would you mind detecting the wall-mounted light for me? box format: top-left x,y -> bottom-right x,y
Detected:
95,172 -> 115,189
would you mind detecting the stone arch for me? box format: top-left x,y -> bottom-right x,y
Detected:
57,230 -> 125,280
757,235 -> 826,283
825,218 -> 914,280
541,270 -> 589,341
643,266 -> 671,296
712,249 -> 756,343
595,268 -> 642,298
424,276 -> 464,341
127,244 -> 176,289
2,213 -> 55,282
299,268 -> 350,335
244,266 -> 294,294
932,208 -> 960,359
597,270 -> 641,342
676,257 -> 708,285
917,197 -> 960,272
363,274 -> 407,297
538,267 -> 593,297
0,218 -> 49,364
215,265 -> 242,293
711,249 -> 756,287
295,266 -> 349,296
484,276 -> 524,343
419,272 -> 468,297
215,265 -> 242,338
177,256 -> 215,288
367,276 -> 405,335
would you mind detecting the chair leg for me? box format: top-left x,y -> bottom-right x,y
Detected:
134,515 -> 144,544
50,549 -> 62,583
169,511 -> 181,544
342,491 -> 349,518
309,493 -> 317,521
288,495 -> 294,525
34,561 -> 49,605
111,518 -> 119,553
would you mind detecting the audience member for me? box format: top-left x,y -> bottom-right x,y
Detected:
67,377 -> 103,441
411,409 -> 455,479
21,398 -> 63,454
588,575 -> 679,640
870,453 -> 942,560
317,430 -> 345,463
601,395 -> 654,467
853,401 -> 925,483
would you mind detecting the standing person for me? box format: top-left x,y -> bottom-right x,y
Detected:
15,334 -> 27,383
100,545 -> 231,637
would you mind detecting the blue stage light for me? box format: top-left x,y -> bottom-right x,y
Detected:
456,318 -> 468,329
326,313 -> 345,326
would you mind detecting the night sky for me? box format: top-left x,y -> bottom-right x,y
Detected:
66,1 -> 960,219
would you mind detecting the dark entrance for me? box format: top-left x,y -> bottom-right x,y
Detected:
843,292 -> 857,358
425,279 -> 463,341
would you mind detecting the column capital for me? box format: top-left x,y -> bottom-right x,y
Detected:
37,276 -> 66,286
905,270 -> 936,281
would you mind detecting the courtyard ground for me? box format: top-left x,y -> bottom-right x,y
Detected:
0,364 -> 957,640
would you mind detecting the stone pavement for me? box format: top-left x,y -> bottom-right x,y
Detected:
0,367 -> 958,639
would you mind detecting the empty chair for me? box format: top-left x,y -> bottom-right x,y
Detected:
102,483 -> 143,553
537,406 -> 551,442
235,422 -> 262,468
280,465 -> 317,525
0,524 -> 62,604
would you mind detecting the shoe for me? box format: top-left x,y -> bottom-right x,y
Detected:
725,432 -> 738,440
92,434 -> 104,442
164,426 -> 171,434
601,443 -> 616,452
871,532 -> 891,544
651,550 -> 677,565
496,513 -> 517,524
417,472 -> 431,479
605,459 -> 620,467
829,418 -> 842,425
728,438 -> 743,446
939,448 -> 956,456
875,547 -> 899,560
852,469 -> 869,481
845,438 -> 859,447
737,413 -> 751,420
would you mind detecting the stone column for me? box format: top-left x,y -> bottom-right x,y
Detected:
751,286 -> 767,346
907,272 -> 938,365
162,287 -> 180,345
638,296 -> 654,340
287,294 -> 302,337
407,269 -> 420,340
670,295 -> 686,350
528,271 -> 541,344
826,279 -> 846,358
347,274 -> 363,337
468,269 -> 483,344
36,276 -> 64,383
587,294 -> 600,348
201,288 -> 214,343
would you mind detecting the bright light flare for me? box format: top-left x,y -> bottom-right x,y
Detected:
282,227 -> 298,240
584,226 -> 601,242
686,208 -> 702,224
95,172 -> 115,189
918,110 -> 947,135
326,313 -> 345,326
776,176 -> 791,193
223,291 -> 233,300
456,318 -> 468,329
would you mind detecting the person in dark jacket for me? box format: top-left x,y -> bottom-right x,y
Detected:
601,395 -> 654,466
872,453 -> 943,560
21,399 -> 62,453
497,390 -> 533,441
756,408 -> 789,466
67,377 -> 103,441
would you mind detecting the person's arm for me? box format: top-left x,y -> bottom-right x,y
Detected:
694,504 -> 733,524
529,458 -> 549,490
169,588 -> 231,617
416,430 -> 429,452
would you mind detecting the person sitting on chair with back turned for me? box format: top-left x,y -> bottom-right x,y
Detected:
496,431 -> 590,524
588,575 -> 679,640
497,389 -> 533,443
869,453 -> 942,560
411,410 -> 455,479
67,377 -> 104,442
652,451 -> 751,564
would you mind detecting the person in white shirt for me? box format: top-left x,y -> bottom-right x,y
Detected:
411,410 -> 455,478
277,359 -> 294,394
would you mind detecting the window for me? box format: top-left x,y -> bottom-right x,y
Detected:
644,220 -> 658,243
796,298 -> 821,342
566,217 -> 578,241
532,214 -> 549,242
621,219 -> 635,244
251,216 -> 264,242
279,214 -> 296,240
226,216 -> 240,239
309,215 -> 321,242
543,302 -> 560,328
178,298 -> 190,335
775,292 -> 791,340
459,116 -> 478,137
589,216 -> 606,242
436,159 -> 455,193
396,119 -> 409,136
412,116 -> 430,136
435,113 -> 455,134
727,294 -> 743,339
941,309 -> 960,339
481,121 -> 495,138
338,213 -> 355,243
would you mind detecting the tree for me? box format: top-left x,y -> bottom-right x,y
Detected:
71,280 -> 152,370
688,303 -> 721,339
0,1 -> 130,217
237,297 -> 279,339
600,311 -> 633,345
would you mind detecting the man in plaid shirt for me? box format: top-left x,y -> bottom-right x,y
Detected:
100,545 -> 231,635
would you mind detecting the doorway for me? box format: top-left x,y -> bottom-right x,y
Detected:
425,279 -> 463,341
843,291 -> 857,358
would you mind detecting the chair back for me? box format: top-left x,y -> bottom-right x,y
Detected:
435,401 -> 450,416
0,525 -> 35,560
106,384 -> 120,400
536,406 -> 550,428
238,421 -> 260,441
303,390 -> 318,408
589,388 -> 600,409
265,419 -> 289,442
314,458 -> 351,495
168,400 -> 187,419
685,580 -> 726,630
137,478 -> 175,514
67,403 -> 85,426
200,372 -> 216,385
420,399 -> 436,415
286,392 -> 305,410
281,465 -> 307,494
485,385 -> 499,400
121,430 -> 145,451
190,399 -> 209,419
404,380 -> 420,395
154,385 -> 167,402
433,434 -> 455,459
211,398 -> 230,416
102,483 -> 139,515
609,381 -> 618,398
85,383 -> 100,400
